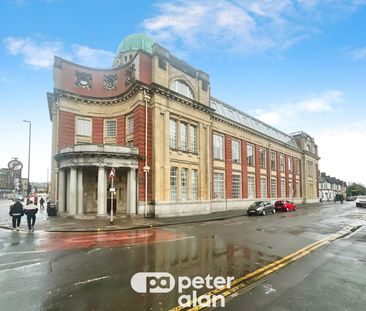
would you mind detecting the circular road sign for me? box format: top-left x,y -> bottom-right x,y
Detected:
8,160 -> 23,171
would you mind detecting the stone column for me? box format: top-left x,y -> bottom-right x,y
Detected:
128,168 -> 137,215
58,169 -> 66,213
97,166 -> 106,216
77,168 -> 83,215
69,167 -> 77,215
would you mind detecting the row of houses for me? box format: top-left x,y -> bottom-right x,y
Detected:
318,172 -> 347,201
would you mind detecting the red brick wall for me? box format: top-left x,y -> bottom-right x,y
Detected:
241,140 -> 248,198
139,53 -> 152,85
285,155 -> 289,198
225,135 -> 232,199
266,148 -> 271,198
58,111 -> 75,149
299,159 -> 303,197
92,117 -> 103,144
277,153 -> 281,198
255,145 -> 261,198
133,105 -> 153,202
117,115 -> 125,145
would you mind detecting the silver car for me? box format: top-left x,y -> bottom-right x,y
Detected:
355,195 -> 366,207
247,201 -> 275,216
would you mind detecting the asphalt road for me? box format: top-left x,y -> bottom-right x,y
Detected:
0,200 -> 365,311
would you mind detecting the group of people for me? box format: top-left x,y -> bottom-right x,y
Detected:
9,197 -> 44,232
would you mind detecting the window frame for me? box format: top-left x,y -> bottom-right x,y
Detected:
213,133 -> 224,160
247,144 -> 255,167
232,139 -> 241,164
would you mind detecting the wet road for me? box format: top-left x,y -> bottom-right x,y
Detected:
0,201 -> 365,310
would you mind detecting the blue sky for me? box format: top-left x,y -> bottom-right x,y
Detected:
1,0 -> 366,186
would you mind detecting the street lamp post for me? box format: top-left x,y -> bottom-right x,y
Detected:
23,120 -> 31,197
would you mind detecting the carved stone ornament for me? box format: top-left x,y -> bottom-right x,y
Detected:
103,73 -> 117,90
125,63 -> 136,86
75,70 -> 92,89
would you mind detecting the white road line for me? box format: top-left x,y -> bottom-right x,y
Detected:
0,262 -> 41,273
0,250 -> 47,256
74,275 -> 111,286
0,258 -> 41,267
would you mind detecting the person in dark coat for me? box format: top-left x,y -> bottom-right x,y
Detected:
24,200 -> 38,232
9,199 -> 24,231
39,197 -> 45,209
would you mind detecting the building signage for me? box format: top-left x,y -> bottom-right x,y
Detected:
8,160 -> 23,171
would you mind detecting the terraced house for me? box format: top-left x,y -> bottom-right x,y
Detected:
47,34 -> 320,218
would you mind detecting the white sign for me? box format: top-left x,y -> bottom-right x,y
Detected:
109,168 -> 115,178
109,187 -> 115,192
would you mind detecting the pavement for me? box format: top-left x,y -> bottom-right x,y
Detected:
0,199 -> 337,232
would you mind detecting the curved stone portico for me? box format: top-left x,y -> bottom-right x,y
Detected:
54,144 -> 139,217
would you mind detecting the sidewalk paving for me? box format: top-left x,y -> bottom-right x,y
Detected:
0,200 -> 329,233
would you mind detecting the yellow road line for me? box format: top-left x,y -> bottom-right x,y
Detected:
168,217 -> 365,311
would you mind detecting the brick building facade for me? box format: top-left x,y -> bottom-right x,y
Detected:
48,34 -> 319,218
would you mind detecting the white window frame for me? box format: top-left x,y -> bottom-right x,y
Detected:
248,175 -> 255,199
232,139 -> 240,163
170,167 -> 178,201
181,168 -> 188,200
260,177 -> 267,198
271,178 -> 277,198
170,119 -> 177,149
127,115 -> 134,135
105,119 -> 117,138
213,172 -> 225,199
170,79 -> 194,99
247,144 -> 254,166
191,169 -> 198,200
213,134 -> 224,160
189,125 -> 197,153
260,147 -> 266,169
270,151 -> 276,171
180,122 -> 188,151
76,117 -> 92,137
281,179 -> 286,198
232,174 -> 241,199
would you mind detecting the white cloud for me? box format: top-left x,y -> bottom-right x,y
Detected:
4,36 -> 114,69
348,47 -> 366,60
315,119 -> 366,185
253,90 -> 344,126
143,0 -> 366,55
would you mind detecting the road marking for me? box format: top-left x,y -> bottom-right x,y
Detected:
168,217 -> 366,311
74,275 -> 111,286
0,258 -> 41,267
0,250 -> 47,256
0,262 -> 41,273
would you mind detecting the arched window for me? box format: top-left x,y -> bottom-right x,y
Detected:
170,79 -> 194,99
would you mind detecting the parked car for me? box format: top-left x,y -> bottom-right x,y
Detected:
247,201 -> 275,216
274,200 -> 296,212
355,196 -> 366,207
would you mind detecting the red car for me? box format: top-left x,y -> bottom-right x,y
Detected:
274,200 -> 296,212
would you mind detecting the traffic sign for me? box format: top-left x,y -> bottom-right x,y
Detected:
8,160 -> 23,171
109,167 -> 116,178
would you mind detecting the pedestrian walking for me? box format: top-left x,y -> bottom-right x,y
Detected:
24,200 -> 38,232
39,197 -> 45,209
9,199 -> 24,231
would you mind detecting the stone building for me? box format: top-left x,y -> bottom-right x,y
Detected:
47,33 -> 320,218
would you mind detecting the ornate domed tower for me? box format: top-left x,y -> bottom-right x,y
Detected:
113,33 -> 155,67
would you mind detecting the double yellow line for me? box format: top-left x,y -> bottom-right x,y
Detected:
169,216 -> 366,311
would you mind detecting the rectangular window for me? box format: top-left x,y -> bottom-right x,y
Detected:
213,172 -> 224,199
232,140 -> 240,163
189,125 -> 197,153
247,144 -> 254,166
191,169 -> 198,200
260,177 -> 267,198
296,181 -> 300,197
232,174 -> 241,199
260,147 -> 266,169
270,151 -> 276,171
248,176 -> 255,199
180,123 -> 188,151
170,167 -> 177,201
105,120 -> 116,137
76,117 -> 92,137
127,115 -> 134,135
307,161 -> 313,177
288,156 -> 292,173
271,178 -> 277,198
296,159 -> 300,175
181,168 -> 188,200
280,154 -> 285,172
170,119 -> 177,149
213,134 -> 224,160
289,179 -> 293,198
281,179 -> 286,197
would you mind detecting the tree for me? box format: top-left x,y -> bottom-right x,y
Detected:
346,183 -> 366,197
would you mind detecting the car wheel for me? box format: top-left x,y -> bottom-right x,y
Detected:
356,203 -> 360,207
293,207 -> 296,211
286,207 -> 289,212
272,209 -> 276,214
262,210 -> 266,216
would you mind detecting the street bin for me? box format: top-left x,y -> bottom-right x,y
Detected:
47,202 -> 57,216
